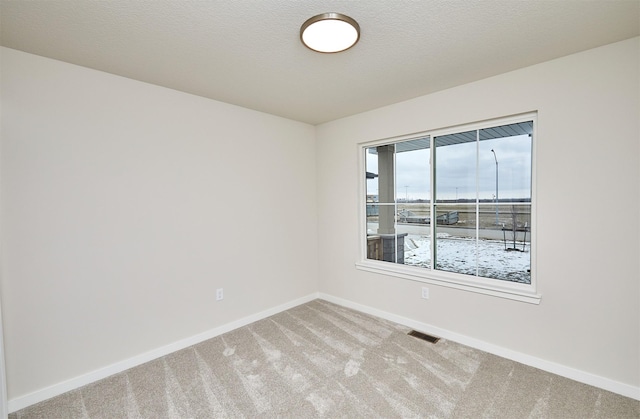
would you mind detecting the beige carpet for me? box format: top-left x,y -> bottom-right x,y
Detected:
10,299 -> 640,418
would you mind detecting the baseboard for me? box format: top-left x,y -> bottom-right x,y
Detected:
7,292 -> 320,414
318,293 -> 640,401
9,291 -> 638,413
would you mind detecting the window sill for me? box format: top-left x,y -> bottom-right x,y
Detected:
355,260 -> 541,304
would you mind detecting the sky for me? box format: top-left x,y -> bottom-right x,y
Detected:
366,133 -> 532,201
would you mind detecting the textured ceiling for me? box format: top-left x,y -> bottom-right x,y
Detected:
1,1 -> 639,125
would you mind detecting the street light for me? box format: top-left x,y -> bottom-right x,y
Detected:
491,149 -> 499,224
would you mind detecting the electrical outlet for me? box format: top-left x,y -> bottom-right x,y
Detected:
421,287 -> 429,299
216,288 -> 224,301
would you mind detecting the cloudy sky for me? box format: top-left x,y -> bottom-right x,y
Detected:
367,133 -> 531,201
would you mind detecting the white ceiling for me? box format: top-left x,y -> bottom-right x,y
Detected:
1,1 -> 639,125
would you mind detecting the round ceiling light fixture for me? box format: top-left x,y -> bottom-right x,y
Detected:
300,13 -> 360,53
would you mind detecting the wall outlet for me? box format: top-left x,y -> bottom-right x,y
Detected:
216,288 -> 224,301
421,287 -> 429,299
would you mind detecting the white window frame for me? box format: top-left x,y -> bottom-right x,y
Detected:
356,112 -> 540,304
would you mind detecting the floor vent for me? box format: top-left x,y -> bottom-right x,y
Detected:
408,330 -> 440,344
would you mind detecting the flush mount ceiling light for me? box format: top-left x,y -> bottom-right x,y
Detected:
300,13 -> 360,53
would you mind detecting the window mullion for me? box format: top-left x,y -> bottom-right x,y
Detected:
430,135 -> 436,270
475,130 -> 480,277
393,145 -> 398,263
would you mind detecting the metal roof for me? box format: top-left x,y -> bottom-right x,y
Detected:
369,121 -> 533,154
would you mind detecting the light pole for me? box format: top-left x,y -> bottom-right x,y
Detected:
491,149 -> 499,224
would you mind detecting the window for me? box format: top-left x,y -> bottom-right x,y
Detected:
359,114 -> 539,303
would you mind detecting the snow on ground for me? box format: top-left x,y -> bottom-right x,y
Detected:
404,233 -> 531,284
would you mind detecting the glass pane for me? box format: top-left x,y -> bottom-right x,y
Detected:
365,146 -> 380,200
366,202 -> 379,233
479,122 -> 532,204
477,204 -> 531,284
366,203 -> 396,235
366,145 -> 396,204
398,203 -> 431,268
395,138 -> 430,203
366,203 -> 402,264
433,204 -> 477,275
365,147 -> 383,262
435,131 -> 477,203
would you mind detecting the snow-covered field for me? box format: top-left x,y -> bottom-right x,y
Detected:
404,233 -> 531,284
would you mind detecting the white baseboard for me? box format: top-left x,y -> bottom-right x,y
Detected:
9,291 -> 638,413
7,292 -> 320,414
318,293 -> 640,401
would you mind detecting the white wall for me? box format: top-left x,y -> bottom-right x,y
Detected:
0,45 -> 8,418
316,38 -> 639,391
0,47 -> 318,400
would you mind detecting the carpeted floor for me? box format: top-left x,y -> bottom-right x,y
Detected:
9,299 -> 640,418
